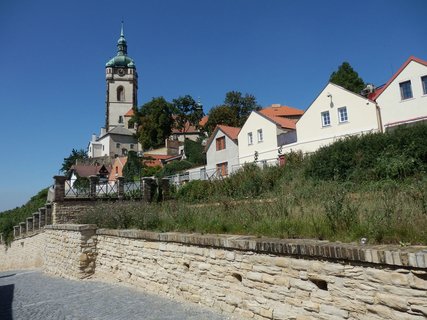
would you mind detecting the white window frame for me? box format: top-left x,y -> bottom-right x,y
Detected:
248,132 -> 253,145
257,129 -> 263,142
399,80 -> 413,100
338,107 -> 348,123
321,111 -> 331,127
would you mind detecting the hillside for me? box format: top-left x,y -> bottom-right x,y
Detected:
0,188 -> 48,244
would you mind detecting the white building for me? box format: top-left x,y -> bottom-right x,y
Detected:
205,125 -> 241,178
88,126 -> 139,158
369,56 -> 427,131
283,83 -> 380,154
238,110 -> 297,165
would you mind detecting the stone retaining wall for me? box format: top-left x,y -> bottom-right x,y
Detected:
1,225 -> 426,319
0,232 -> 46,271
52,201 -> 96,224
43,225 -> 97,279
93,230 -> 427,320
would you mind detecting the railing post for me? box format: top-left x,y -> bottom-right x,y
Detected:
13,225 -> 20,238
53,176 -> 67,202
142,178 -> 154,203
117,177 -> 125,200
89,175 -> 99,200
161,178 -> 170,201
26,217 -> 34,234
33,212 -> 40,231
19,222 -> 26,236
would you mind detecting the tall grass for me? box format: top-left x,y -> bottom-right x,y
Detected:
78,164 -> 427,245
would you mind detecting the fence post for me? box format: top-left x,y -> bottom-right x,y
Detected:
89,175 -> 99,200
142,178 -> 154,203
13,225 -> 20,238
53,176 -> 67,202
0,233 -> 3,244
161,178 -> 170,201
117,177 -> 125,200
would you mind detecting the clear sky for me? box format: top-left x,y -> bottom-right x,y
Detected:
0,0 -> 426,211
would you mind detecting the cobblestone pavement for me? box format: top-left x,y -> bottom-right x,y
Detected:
0,270 -> 233,320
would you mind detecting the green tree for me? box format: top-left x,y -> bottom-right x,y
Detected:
329,62 -> 366,94
172,95 -> 204,136
61,148 -> 88,173
122,151 -> 142,181
205,105 -> 238,135
184,137 -> 206,165
204,91 -> 260,134
133,97 -> 174,150
224,91 -> 260,126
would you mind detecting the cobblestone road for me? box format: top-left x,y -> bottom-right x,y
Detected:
0,270 -> 233,320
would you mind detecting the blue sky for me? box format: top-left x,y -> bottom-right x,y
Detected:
0,0 -> 426,211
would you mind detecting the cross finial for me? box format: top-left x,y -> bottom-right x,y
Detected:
121,20 -> 124,37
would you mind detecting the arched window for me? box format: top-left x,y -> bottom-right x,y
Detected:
117,86 -> 125,101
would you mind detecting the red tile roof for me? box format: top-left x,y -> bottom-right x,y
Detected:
259,112 -> 296,130
260,104 -> 304,117
217,125 -> 240,140
368,56 -> 427,101
199,115 -> 209,127
124,108 -> 134,117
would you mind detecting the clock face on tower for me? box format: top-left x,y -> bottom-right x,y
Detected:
117,68 -> 125,76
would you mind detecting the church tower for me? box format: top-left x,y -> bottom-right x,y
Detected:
105,23 -> 138,131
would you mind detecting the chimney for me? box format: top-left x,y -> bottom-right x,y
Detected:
100,127 -> 106,136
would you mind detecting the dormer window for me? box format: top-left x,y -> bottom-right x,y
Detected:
117,86 -> 125,101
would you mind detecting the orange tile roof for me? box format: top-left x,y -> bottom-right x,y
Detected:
199,115 -> 208,127
217,125 -> 240,140
124,108 -> 134,117
260,104 -> 304,117
260,113 -> 296,130
368,56 -> 427,101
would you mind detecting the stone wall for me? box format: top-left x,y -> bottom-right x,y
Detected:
0,232 -> 46,272
1,225 -> 426,319
52,201 -> 96,224
93,230 -> 427,320
43,225 -> 97,279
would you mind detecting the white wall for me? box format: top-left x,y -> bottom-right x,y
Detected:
206,129 -> 239,174
376,60 -> 427,130
287,83 -> 379,154
238,112 -> 282,164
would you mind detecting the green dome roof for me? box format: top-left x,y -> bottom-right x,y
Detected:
106,55 -> 136,68
105,22 -> 136,69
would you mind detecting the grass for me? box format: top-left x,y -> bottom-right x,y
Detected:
77,165 -> 427,245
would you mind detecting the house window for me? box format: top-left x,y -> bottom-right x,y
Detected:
118,116 -> 123,123
257,129 -> 263,142
338,107 -> 348,123
102,145 -> 105,151
248,132 -> 253,145
115,166 -> 118,174
321,111 -> 331,127
130,144 -> 134,149
117,86 -> 125,101
116,143 -> 120,148
399,80 -> 413,100
422,76 -> 427,95
216,136 -> 226,150
216,162 -> 228,177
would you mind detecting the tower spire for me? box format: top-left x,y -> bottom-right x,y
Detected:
117,21 -> 127,56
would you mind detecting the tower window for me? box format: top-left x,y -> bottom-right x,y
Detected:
118,116 -> 123,123
117,86 -> 125,101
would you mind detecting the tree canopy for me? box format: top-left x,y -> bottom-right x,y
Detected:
329,62 -> 366,94
205,91 -> 260,134
61,148 -> 88,173
122,151 -> 142,181
172,95 -> 204,135
133,97 -> 174,150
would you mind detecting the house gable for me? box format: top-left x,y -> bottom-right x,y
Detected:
292,82 -> 379,153
372,57 -> 427,130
